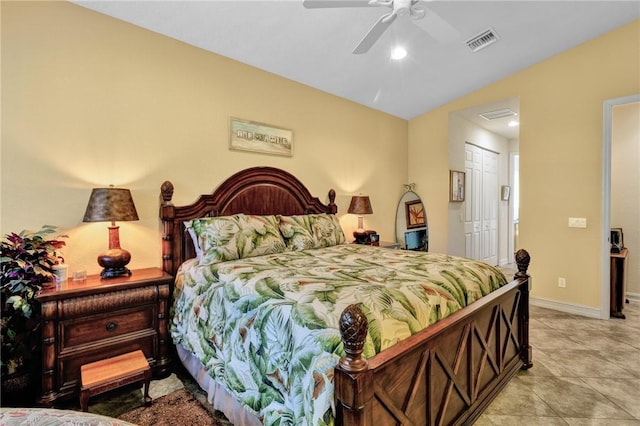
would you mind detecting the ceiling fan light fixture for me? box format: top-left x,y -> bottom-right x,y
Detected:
391,46 -> 407,60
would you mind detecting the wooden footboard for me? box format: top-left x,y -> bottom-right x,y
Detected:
335,250 -> 532,426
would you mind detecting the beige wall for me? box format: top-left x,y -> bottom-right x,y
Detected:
409,19 -> 640,310
1,1 -> 407,276
2,2 -> 638,312
612,102 -> 640,296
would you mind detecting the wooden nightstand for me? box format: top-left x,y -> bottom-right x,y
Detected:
352,241 -> 401,249
378,241 -> 401,249
35,268 -> 173,406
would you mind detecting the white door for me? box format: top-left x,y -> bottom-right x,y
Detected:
464,145 -> 481,259
464,143 -> 499,265
482,151 -> 498,265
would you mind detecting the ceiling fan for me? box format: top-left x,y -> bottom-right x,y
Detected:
303,0 -> 460,54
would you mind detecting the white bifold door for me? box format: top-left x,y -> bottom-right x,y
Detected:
464,143 -> 498,265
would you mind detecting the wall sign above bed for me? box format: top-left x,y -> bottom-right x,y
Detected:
229,117 -> 293,157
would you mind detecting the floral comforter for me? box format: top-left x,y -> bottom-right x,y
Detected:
170,244 -> 507,426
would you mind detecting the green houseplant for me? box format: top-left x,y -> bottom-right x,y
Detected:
1,225 -> 66,400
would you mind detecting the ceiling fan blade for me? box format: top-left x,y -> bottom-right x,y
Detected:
353,13 -> 397,54
411,7 -> 460,43
303,0 -> 371,8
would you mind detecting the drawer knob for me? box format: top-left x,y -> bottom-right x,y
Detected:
106,322 -> 118,332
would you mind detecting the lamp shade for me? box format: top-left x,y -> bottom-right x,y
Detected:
348,195 -> 373,215
83,187 -> 138,279
83,188 -> 139,223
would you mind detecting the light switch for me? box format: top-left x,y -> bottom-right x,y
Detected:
568,217 -> 587,228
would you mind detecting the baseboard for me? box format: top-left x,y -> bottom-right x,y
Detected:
626,292 -> 640,302
530,296 -> 602,319
498,258 -> 510,267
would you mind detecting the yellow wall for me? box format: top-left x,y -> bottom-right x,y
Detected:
3,1 -> 638,312
409,19 -> 640,310
1,1 -> 407,276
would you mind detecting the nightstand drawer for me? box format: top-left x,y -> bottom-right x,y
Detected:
62,305 -> 156,350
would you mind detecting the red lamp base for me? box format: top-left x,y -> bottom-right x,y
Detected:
98,226 -> 133,279
98,247 -> 132,279
99,266 -> 132,279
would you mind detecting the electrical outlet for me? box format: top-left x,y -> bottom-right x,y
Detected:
558,277 -> 566,288
568,217 -> 587,228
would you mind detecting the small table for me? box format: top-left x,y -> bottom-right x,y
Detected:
80,350 -> 152,411
379,241 -> 401,249
610,248 -> 628,319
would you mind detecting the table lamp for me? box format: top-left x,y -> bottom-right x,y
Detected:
83,186 -> 139,279
348,195 -> 373,244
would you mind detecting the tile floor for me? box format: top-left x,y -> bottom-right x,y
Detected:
91,300 -> 640,425
476,300 -> 640,425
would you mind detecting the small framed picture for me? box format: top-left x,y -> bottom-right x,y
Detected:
449,170 -> 465,202
405,199 -> 426,229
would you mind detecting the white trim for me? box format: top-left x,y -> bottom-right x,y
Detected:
626,292 -> 640,302
508,152 -> 518,265
602,94 -> 640,320
531,296 -> 601,319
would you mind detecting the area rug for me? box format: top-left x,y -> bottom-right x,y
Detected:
117,388 -> 229,426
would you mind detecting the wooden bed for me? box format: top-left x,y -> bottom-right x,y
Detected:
159,166 -> 532,426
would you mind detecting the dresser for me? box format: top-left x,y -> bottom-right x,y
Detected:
35,268 -> 172,406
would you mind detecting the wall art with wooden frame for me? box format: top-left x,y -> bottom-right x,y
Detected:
405,199 -> 426,229
449,170 -> 465,202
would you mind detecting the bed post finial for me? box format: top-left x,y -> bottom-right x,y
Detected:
514,249 -> 530,280
161,181 -> 174,204
339,304 -> 368,372
335,304 -> 372,425
328,189 -> 337,214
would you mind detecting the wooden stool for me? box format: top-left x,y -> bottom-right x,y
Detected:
80,350 -> 152,412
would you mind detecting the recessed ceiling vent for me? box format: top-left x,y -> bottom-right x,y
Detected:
466,28 -> 499,52
479,108 -> 517,121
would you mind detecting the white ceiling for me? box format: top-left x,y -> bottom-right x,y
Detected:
72,1 -> 639,139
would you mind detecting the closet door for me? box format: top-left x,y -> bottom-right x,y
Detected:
464,143 -> 498,265
481,151 -> 498,265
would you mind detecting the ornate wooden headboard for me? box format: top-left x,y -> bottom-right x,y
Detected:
159,166 -> 337,276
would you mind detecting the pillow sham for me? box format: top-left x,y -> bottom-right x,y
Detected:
236,214 -> 287,259
278,215 -> 315,251
184,215 -> 244,265
185,214 -> 286,265
279,214 -> 346,251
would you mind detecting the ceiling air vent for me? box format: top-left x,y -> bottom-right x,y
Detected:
479,108 -> 517,121
466,28 -> 499,52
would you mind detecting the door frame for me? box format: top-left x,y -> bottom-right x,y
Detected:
508,152 -> 519,264
601,94 -> 639,319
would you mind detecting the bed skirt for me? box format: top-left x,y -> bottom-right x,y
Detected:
176,343 -> 262,426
